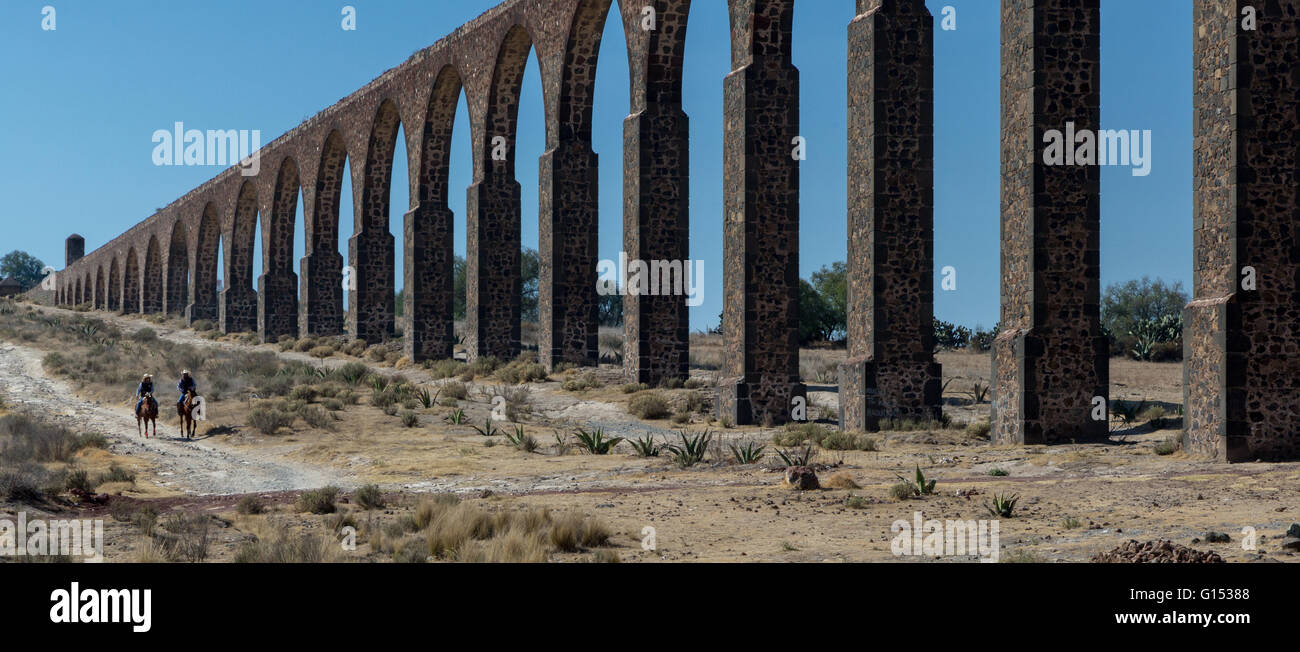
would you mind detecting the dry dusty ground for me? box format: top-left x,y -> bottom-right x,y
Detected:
1,303 -> 1297,563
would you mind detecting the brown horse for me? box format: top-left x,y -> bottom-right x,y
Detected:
136,393 -> 158,438
178,389 -> 199,440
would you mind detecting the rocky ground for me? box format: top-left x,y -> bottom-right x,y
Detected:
1,303 -> 1298,563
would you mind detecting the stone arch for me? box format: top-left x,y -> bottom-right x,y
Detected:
302,130 -> 349,337
75,276 -> 84,306
123,248 -> 140,314
95,266 -> 106,308
222,181 -> 259,332
538,0 -> 617,370
143,234 -> 164,313
261,157 -> 300,340
349,99 -> 403,343
166,220 -> 189,315
190,204 -> 221,323
618,0 -> 693,385
404,65 -> 466,362
107,256 -> 121,311
467,23 -> 542,361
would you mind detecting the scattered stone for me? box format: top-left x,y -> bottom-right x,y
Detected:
1281,537 -> 1300,552
1286,523 -> 1300,538
1093,540 -> 1225,563
782,466 -> 820,491
1205,531 -> 1231,543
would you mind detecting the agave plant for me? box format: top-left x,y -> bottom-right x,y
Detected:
445,408 -> 467,425
776,445 -> 815,468
729,441 -> 767,464
416,386 -> 439,409
505,425 -> 537,452
628,434 -> 662,458
985,492 -> 1020,518
895,464 -> 937,496
572,427 -> 624,455
470,417 -> 501,438
665,429 -> 712,468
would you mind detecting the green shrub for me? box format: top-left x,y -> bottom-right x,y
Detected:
64,467 -> 92,493
248,406 -> 295,435
98,464 -> 136,485
820,431 -> 876,451
1154,436 -> 1180,455
236,496 -> 266,515
627,392 -> 670,419
354,484 -> 386,510
494,359 -> 549,385
441,381 -> 468,400
772,423 -> 830,447
296,486 -> 340,514
888,483 -> 913,501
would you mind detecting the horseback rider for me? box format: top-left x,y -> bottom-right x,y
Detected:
177,370 -> 197,406
135,374 -> 156,415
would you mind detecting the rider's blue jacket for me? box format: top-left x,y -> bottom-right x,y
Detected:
178,376 -> 196,393
136,381 -> 154,397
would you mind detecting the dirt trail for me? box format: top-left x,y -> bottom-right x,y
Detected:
0,341 -> 347,495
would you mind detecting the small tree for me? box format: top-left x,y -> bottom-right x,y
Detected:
0,251 -> 46,291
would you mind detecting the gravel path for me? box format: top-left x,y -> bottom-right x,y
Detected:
0,341 -> 347,495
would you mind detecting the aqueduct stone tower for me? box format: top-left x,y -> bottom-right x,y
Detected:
50,0 -> 1300,459
839,0 -> 942,432
991,0 -> 1108,445
1185,0 -> 1300,462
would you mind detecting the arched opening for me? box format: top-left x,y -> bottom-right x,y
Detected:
467,24 -> 539,361
222,181 -> 259,333
75,277 -> 84,306
404,65 -> 466,362
143,235 -> 164,313
350,98 -> 402,344
108,257 -> 121,311
303,130 -> 349,337
95,266 -> 106,309
166,221 -> 190,315
262,157 -> 301,340
123,248 -> 140,314
192,204 -> 221,323
620,0 -> 694,384
537,0 -> 624,369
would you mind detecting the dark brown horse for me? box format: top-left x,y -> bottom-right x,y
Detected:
136,393 -> 158,438
178,389 -> 199,440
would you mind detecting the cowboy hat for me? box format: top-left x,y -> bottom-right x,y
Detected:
181,370 -> 190,375
143,373 -> 153,379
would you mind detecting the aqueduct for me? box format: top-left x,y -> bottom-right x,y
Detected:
52,0 -> 1298,461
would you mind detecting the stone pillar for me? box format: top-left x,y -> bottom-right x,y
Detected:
220,238 -> 258,333
258,270 -> 298,342
992,0 -> 1108,445
466,176 -> 522,361
1185,0 -> 1300,461
347,229 -> 395,346
219,286 -> 257,333
839,0 -> 941,432
141,275 -> 163,313
299,250 -> 343,337
65,235 -> 84,267
403,201 -> 455,362
717,0 -> 805,426
122,264 -> 140,315
620,0 -> 691,386
539,141 -> 600,370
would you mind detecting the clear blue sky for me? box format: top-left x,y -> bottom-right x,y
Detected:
0,0 -> 1190,332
